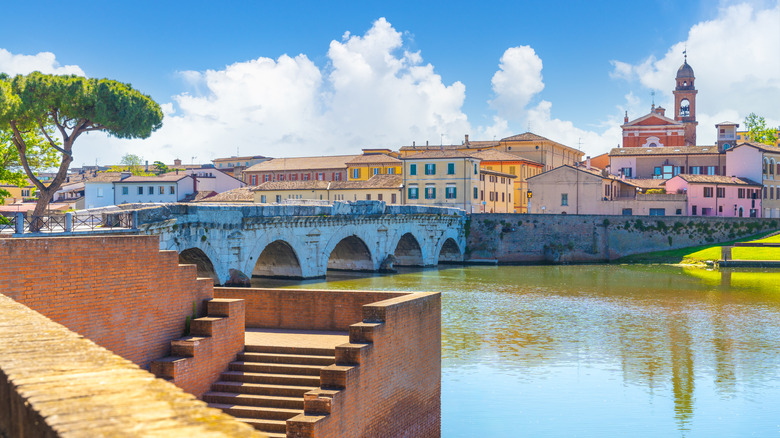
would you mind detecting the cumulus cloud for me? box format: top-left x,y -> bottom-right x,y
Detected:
77,17 -> 471,164
0,49 -> 84,76
489,46 -> 545,118
609,2 -> 780,143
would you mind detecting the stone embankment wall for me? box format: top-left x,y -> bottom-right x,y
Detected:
467,213 -> 779,263
215,288 -> 442,438
0,294 -> 262,438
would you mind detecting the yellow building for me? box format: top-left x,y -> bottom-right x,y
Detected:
402,150 -> 482,212
252,175 -> 404,204
398,132 -> 584,172
346,153 -> 402,181
0,183 -> 33,205
469,149 -> 543,213
478,169 -> 516,213
736,130 -> 780,147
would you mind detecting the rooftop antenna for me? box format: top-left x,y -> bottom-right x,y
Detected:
577,138 -> 582,150
440,133 -> 444,147
683,43 -> 687,62
191,156 -> 197,165
651,90 -> 656,108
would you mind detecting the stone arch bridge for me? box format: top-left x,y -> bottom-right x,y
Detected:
132,202 -> 466,285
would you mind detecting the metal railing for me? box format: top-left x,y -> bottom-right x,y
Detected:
1,211 -> 137,235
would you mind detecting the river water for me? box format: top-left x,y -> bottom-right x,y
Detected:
253,265 -> 780,437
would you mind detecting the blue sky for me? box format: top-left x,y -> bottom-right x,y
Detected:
1,0 -> 778,165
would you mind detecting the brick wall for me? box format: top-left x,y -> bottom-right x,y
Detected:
0,235 -> 213,370
467,213 -> 779,262
289,292 -> 442,438
0,294 -> 262,438
215,287 -> 407,330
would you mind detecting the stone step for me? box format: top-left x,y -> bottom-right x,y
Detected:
150,356 -> 187,380
212,380 -> 317,397
238,352 -> 335,366
245,344 -> 336,357
203,391 -> 304,410
232,418 -> 288,434
220,370 -> 321,387
229,361 -> 324,376
207,403 -> 301,421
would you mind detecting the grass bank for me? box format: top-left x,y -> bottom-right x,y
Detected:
616,230 -> 780,264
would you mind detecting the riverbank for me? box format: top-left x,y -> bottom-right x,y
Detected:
616,230 -> 780,264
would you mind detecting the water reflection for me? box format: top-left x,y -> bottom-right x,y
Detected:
255,265 -> 780,437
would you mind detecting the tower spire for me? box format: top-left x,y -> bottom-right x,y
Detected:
683,44 -> 687,62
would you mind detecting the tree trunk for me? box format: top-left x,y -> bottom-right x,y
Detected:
29,188 -> 55,232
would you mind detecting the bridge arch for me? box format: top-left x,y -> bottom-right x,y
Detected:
437,237 -> 463,263
252,240 -> 303,279
178,247 -> 219,284
327,235 -> 374,271
393,232 -> 424,266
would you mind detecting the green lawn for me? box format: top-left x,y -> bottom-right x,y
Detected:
617,231 -> 779,264
752,234 -> 780,244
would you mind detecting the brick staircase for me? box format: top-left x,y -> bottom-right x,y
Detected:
204,345 -> 336,437
151,298 -> 245,398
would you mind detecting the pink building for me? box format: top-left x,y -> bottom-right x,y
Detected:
664,174 -> 763,217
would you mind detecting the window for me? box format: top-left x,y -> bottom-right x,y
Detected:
480,190 -> 484,201
408,185 -> 419,199
378,194 -> 383,201
302,174 -> 309,181
263,174 -> 270,182
279,174 -> 284,181
561,193 -> 568,206
425,185 -> 436,199
169,186 -> 175,195
148,186 -> 154,195
425,163 -> 436,175
705,166 -> 716,175
334,173 -> 341,181
702,207 -> 712,216
474,164 -> 478,175
122,186 -> 128,195
649,208 -> 666,216
473,186 -> 478,199
676,209 -> 682,215
501,192 -> 505,202
276,195 -> 282,203
692,205 -> 697,215
447,163 -> 455,175
690,166 -> 700,175
703,187 -> 714,198
738,188 -> 746,199
409,164 -> 417,176
445,185 -> 456,199
509,166 -> 516,175
97,187 -> 104,197
159,186 -> 164,195
621,167 -> 633,178
260,195 -> 267,203
137,187 -> 143,195
366,194 -> 371,200
373,168 -> 380,175
622,208 -> 633,216
317,173 -> 324,180
391,194 -> 396,203
352,168 -> 360,179
388,168 -> 395,175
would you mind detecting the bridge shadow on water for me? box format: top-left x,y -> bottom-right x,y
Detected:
249,265 -> 464,289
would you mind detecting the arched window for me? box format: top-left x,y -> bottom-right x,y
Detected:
679,99 -> 690,117
764,158 -> 769,177
771,159 -> 776,176
764,186 -> 768,199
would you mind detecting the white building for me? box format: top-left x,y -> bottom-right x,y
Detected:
113,172 -> 195,204
84,172 -> 123,209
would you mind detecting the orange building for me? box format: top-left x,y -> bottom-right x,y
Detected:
621,58 -> 698,148
468,149 -> 543,213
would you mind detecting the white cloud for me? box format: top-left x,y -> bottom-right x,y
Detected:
489,46 -> 545,118
0,49 -> 84,76
609,2 -> 780,143
77,17 -> 472,164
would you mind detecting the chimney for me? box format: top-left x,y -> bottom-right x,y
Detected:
120,171 -> 131,180
465,134 -> 469,145
426,141 -> 429,146
174,158 -> 182,166
145,160 -> 149,172
586,156 -> 591,170
413,141 -> 415,147
654,106 -> 666,116
176,169 -> 179,175
624,111 -> 628,123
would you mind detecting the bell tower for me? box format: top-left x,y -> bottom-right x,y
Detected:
673,52 -> 698,145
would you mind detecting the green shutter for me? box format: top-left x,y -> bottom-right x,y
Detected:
448,163 -> 455,174
410,164 -> 417,175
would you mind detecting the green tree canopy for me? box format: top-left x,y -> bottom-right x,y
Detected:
0,72 -> 162,227
0,128 -> 59,204
744,113 -> 778,146
153,160 -> 170,175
